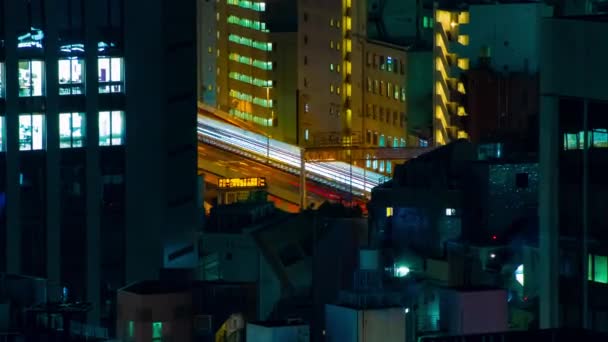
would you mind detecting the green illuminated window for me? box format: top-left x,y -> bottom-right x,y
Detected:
226,0 -> 266,11
127,321 -> 134,337
228,34 -> 272,51
595,255 -> 608,283
229,89 -> 273,108
227,15 -> 269,32
152,322 -> 162,341
229,108 -> 273,127
229,53 -> 273,70
229,72 -> 273,87
588,254 -> 608,284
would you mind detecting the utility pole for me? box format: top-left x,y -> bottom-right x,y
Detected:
300,148 -> 307,211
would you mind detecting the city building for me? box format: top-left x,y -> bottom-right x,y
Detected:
116,281 -> 193,342
198,0 -> 218,106
433,2 -> 552,145
362,40 -> 432,151
298,0 -> 366,146
213,0 -> 298,144
539,15 -> 608,331
0,0 -> 199,326
465,68 -> 539,151
116,278 -> 258,342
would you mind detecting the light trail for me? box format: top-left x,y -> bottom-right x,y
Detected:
197,115 -> 386,196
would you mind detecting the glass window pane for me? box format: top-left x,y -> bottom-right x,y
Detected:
32,115 -> 44,150
59,113 -> 72,148
98,58 -> 110,82
18,61 -> 32,97
72,113 -> 84,147
111,111 -> 124,145
19,115 -> 32,150
111,58 -> 122,82
595,255 -> 608,284
31,61 -> 44,96
59,60 -> 71,84
99,111 -> 111,146
0,117 -> 5,151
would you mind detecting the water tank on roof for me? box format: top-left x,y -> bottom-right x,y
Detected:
359,249 -> 379,270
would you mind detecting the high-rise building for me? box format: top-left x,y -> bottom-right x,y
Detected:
213,0 -> 298,144
0,0 -> 198,324
433,2 -> 552,145
540,15 -> 608,330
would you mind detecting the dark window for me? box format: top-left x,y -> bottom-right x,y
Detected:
303,12 -> 308,22
304,35 -> 308,44
516,173 -> 529,188
225,252 -> 232,260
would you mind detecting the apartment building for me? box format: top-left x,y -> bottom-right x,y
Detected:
0,0 -> 198,325
433,2 -> 552,145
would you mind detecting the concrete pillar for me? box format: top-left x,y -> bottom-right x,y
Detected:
539,95 -> 559,328
44,0 -> 61,294
84,0 -> 101,323
4,0 -> 21,274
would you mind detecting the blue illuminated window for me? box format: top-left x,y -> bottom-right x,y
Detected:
98,57 -> 124,93
379,134 -> 385,147
18,60 -> 45,97
0,117 -> 5,151
19,113 -> 45,150
59,58 -> 85,95
0,63 -> 5,98
59,113 -> 85,148
99,111 -> 124,146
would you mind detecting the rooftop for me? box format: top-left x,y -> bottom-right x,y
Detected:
554,14 -> 608,22
120,281 -> 190,295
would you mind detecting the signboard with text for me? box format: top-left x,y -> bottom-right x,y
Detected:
218,177 -> 267,189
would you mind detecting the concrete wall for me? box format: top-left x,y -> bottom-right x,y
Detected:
117,290 -> 192,342
463,3 -> 553,73
541,18 -> 608,101
440,289 -> 508,335
325,305 -> 406,342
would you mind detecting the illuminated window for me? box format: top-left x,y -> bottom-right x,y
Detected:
515,264 -> 524,286
330,84 -> 334,93
379,160 -> 385,172
19,113 -> 45,150
330,40 -> 334,48
98,57 -> 124,93
59,58 -> 85,95
18,60 -> 45,97
226,0 -> 266,11
330,18 -> 334,26
445,208 -> 456,216
387,56 -> 393,72
387,161 -> 392,173
152,322 -> 163,341
99,111 -> 124,146
59,113 -> 85,148
228,34 -> 272,51
0,63 -> 5,98
589,254 -> 608,284
0,117 -> 5,152
386,207 -> 393,217
330,64 -> 334,71
379,134 -> 385,147
305,129 -> 309,141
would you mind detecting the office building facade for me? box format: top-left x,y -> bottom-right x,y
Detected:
540,15 -> 608,331
0,0 -> 198,325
